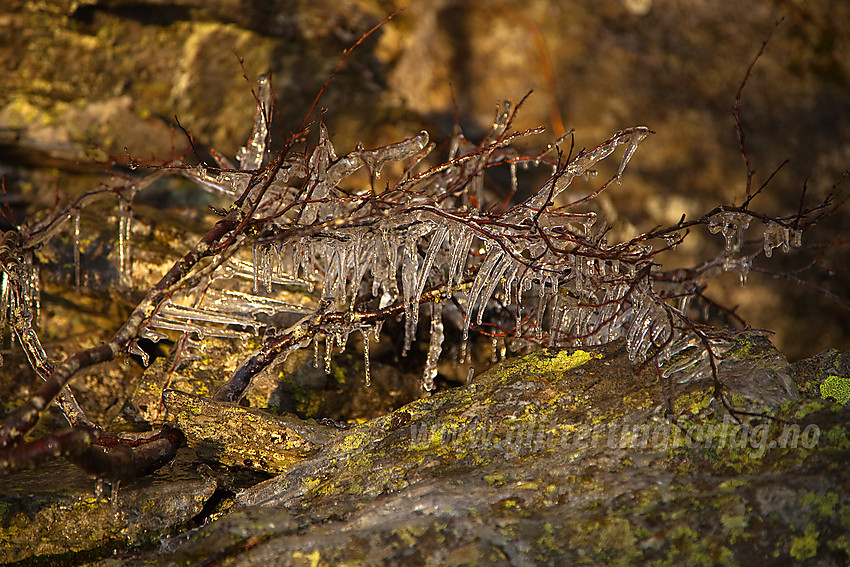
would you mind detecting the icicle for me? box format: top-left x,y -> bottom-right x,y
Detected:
423,301 -> 444,392
335,329 -> 348,353
503,264 -> 518,327
348,231 -> 365,307
723,258 -> 751,286
617,127 -> 651,181
463,247 -> 507,336
324,335 -> 332,374
582,212 -> 597,236
379,229 -> 400,308
650,309 -> 672,346
475,253 -> 511,326
626,301 -> 653,361
362,327 -> 371,387
415,225 -> 447,299
252,243 -> 260,293
262,244 -> 274,293
237,74 -> 272,170
28,253 -> 40,321
313,337 -> 320,369
73,211 -> 81,288
677,293 -> 693,316
0,273 -> 6,362
401,235 -> 419,354
129,340 -> 150,366
762,220 -> 797,258
117,197 -> 132,280
708,211 -> 751,253
446,229 -> 473,295
532,281 -> 547,339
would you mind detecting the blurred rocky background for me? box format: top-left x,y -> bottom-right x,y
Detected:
1,0 -> 849,360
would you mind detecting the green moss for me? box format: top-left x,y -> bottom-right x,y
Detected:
840,505 -> 850,528
661,524 -> 736,567
718,479 -> 747,492
494,348 -> 602,383
536,522 -> 558,557
828,534 -> 850,554
801,491 -> 839,518
824,425 -> 850,450
820,375 -> 850,405
484,472 -> 508,487
720,513 -> 748,543
789,524 -> 819,561
724,334 -> 759,358
794,400 -> 829,420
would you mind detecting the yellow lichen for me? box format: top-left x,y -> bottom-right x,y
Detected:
291,549 -> 321,567
820,375 -> 850,405
553,349 -> 602,371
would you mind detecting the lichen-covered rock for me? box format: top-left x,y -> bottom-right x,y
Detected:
90,333 -> 847,566
2,333 -> 848,564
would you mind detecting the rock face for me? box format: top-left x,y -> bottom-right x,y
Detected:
3,333 -> 849,565
0,448 -> 216,563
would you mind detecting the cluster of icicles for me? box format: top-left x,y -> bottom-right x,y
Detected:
1,75 -> 804,396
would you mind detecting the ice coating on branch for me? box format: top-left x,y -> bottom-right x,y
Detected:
708,211 -> 751,252
617,127 -> 651,181
356,131 -> 430,179
524,126 -> 652,211
762,220 -> 801,258
103,81 -> 804,401
238,74 -> 272,170
489,100 -> 512,140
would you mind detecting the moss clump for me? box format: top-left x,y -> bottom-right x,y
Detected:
790,524 -> 819,561
801,491 -> 839,519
